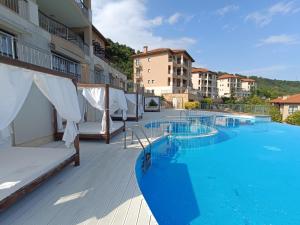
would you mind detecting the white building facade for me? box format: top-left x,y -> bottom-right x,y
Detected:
191,68 -> 218,98
217,74 -> 243,98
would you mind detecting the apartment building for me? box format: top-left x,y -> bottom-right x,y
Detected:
91,26 -> 127,90
191,68 -> 218,99
132,46 -> 194,96
0,0 -> 93,80
217,74 -> 243,98
241,78 -> 256,96
0,0 -> 127,145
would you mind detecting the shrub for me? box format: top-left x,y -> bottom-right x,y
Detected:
269,106 -> 282,122
184,101 -> 200,110
148,99 -> 158,107
285,111 -> 300,125
201,98 -> 213,105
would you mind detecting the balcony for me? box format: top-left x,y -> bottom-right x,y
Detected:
93,41 -> 106,61
36,0 -> 91,27
74,0 -> 89,18
39,12 -> 89,55
0,31 -> 81,78
0,0 -> 28,19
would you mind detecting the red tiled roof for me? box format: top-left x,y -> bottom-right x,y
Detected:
271,94 -> 300,104
132,48 -> 195,62
218,74 -> 241,80
192,67 -> 209,73
241,78 -> 256,82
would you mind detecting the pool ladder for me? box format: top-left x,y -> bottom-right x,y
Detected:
124,124 -> 152,172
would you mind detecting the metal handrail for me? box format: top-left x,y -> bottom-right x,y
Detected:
124,125 -> 151,151
124,125 -> 152,172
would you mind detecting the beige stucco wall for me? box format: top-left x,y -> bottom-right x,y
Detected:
135,53 -> 169,88
133,51 -> 193,96
163,93 -> 198,109
280,104 -> 300,120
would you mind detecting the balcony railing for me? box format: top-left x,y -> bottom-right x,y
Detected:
0,31 -> 81,78
39,11 -> 89,54
52,53 -> 81,78
0,0 -> 28,19
74,0 -> 89,18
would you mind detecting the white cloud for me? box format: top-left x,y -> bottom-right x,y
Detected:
216,5 -> 239,16
167,12 -> 181,25
149,16 -> 163,26
92,0 -> 196,50
246,1 -> 300,27
257,34 -> 299,46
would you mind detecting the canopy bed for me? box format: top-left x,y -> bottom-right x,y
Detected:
112,90 -> 144,122
0,57 -> 81,212
55,83 -> 128,144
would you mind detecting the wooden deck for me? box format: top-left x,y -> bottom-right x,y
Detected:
0,109 -> 181,225
0,118 -> 175,225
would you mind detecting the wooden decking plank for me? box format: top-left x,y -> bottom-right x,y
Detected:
48,147 -> 129,225
109,171 -> 137,225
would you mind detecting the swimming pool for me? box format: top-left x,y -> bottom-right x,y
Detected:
136,117 -> 300,225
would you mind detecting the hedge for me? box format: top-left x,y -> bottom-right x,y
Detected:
285,111 -> 300,125
184,101 -> 200,110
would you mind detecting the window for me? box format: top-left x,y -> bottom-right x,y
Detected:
148,80 -> 150,84
168,78 -> 171,86
0,31 -> 15,58
168,65 -> 171,74
152,80 -> 154,84
148,69 -> 151,73
288,105 -> 299,114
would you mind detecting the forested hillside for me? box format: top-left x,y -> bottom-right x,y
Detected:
105,39 -> 135,80
249,76 -> 300,98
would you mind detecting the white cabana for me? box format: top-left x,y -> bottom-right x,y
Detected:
0,63 -> 81,147
112,93 -> 144,121
56,84 -> 128,143
82,86 -> 127,133
0,61 -> 81,211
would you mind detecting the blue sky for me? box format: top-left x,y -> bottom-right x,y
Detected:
93,0 -> 300,81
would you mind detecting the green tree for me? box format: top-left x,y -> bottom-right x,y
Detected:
269,106 -> 282,122
105,39 -> 135,80
285,111 -> 300,125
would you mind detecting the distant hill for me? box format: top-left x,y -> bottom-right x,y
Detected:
249,76 -> 300,99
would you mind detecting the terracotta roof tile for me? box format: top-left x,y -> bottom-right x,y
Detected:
241,78 -> 256,82
271,94 -> 300,104
218,74 -> 241,80
192,67 -> 210,73
132,48 -> 195,62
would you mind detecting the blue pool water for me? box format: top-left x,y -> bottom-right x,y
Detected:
136,120 -> 300,225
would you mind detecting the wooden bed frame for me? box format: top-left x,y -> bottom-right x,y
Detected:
0,56 -> 80,212
112,86 -> 144,122
55,83 -> 125,144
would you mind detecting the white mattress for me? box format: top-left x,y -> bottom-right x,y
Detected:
78,121 -> 124,135
0,147 -> 75,202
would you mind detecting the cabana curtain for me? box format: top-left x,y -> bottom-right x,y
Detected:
0,63 -> 81,147
82,87 -> 128,133
124,94 -> 144,116
0,65 -> 33,147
